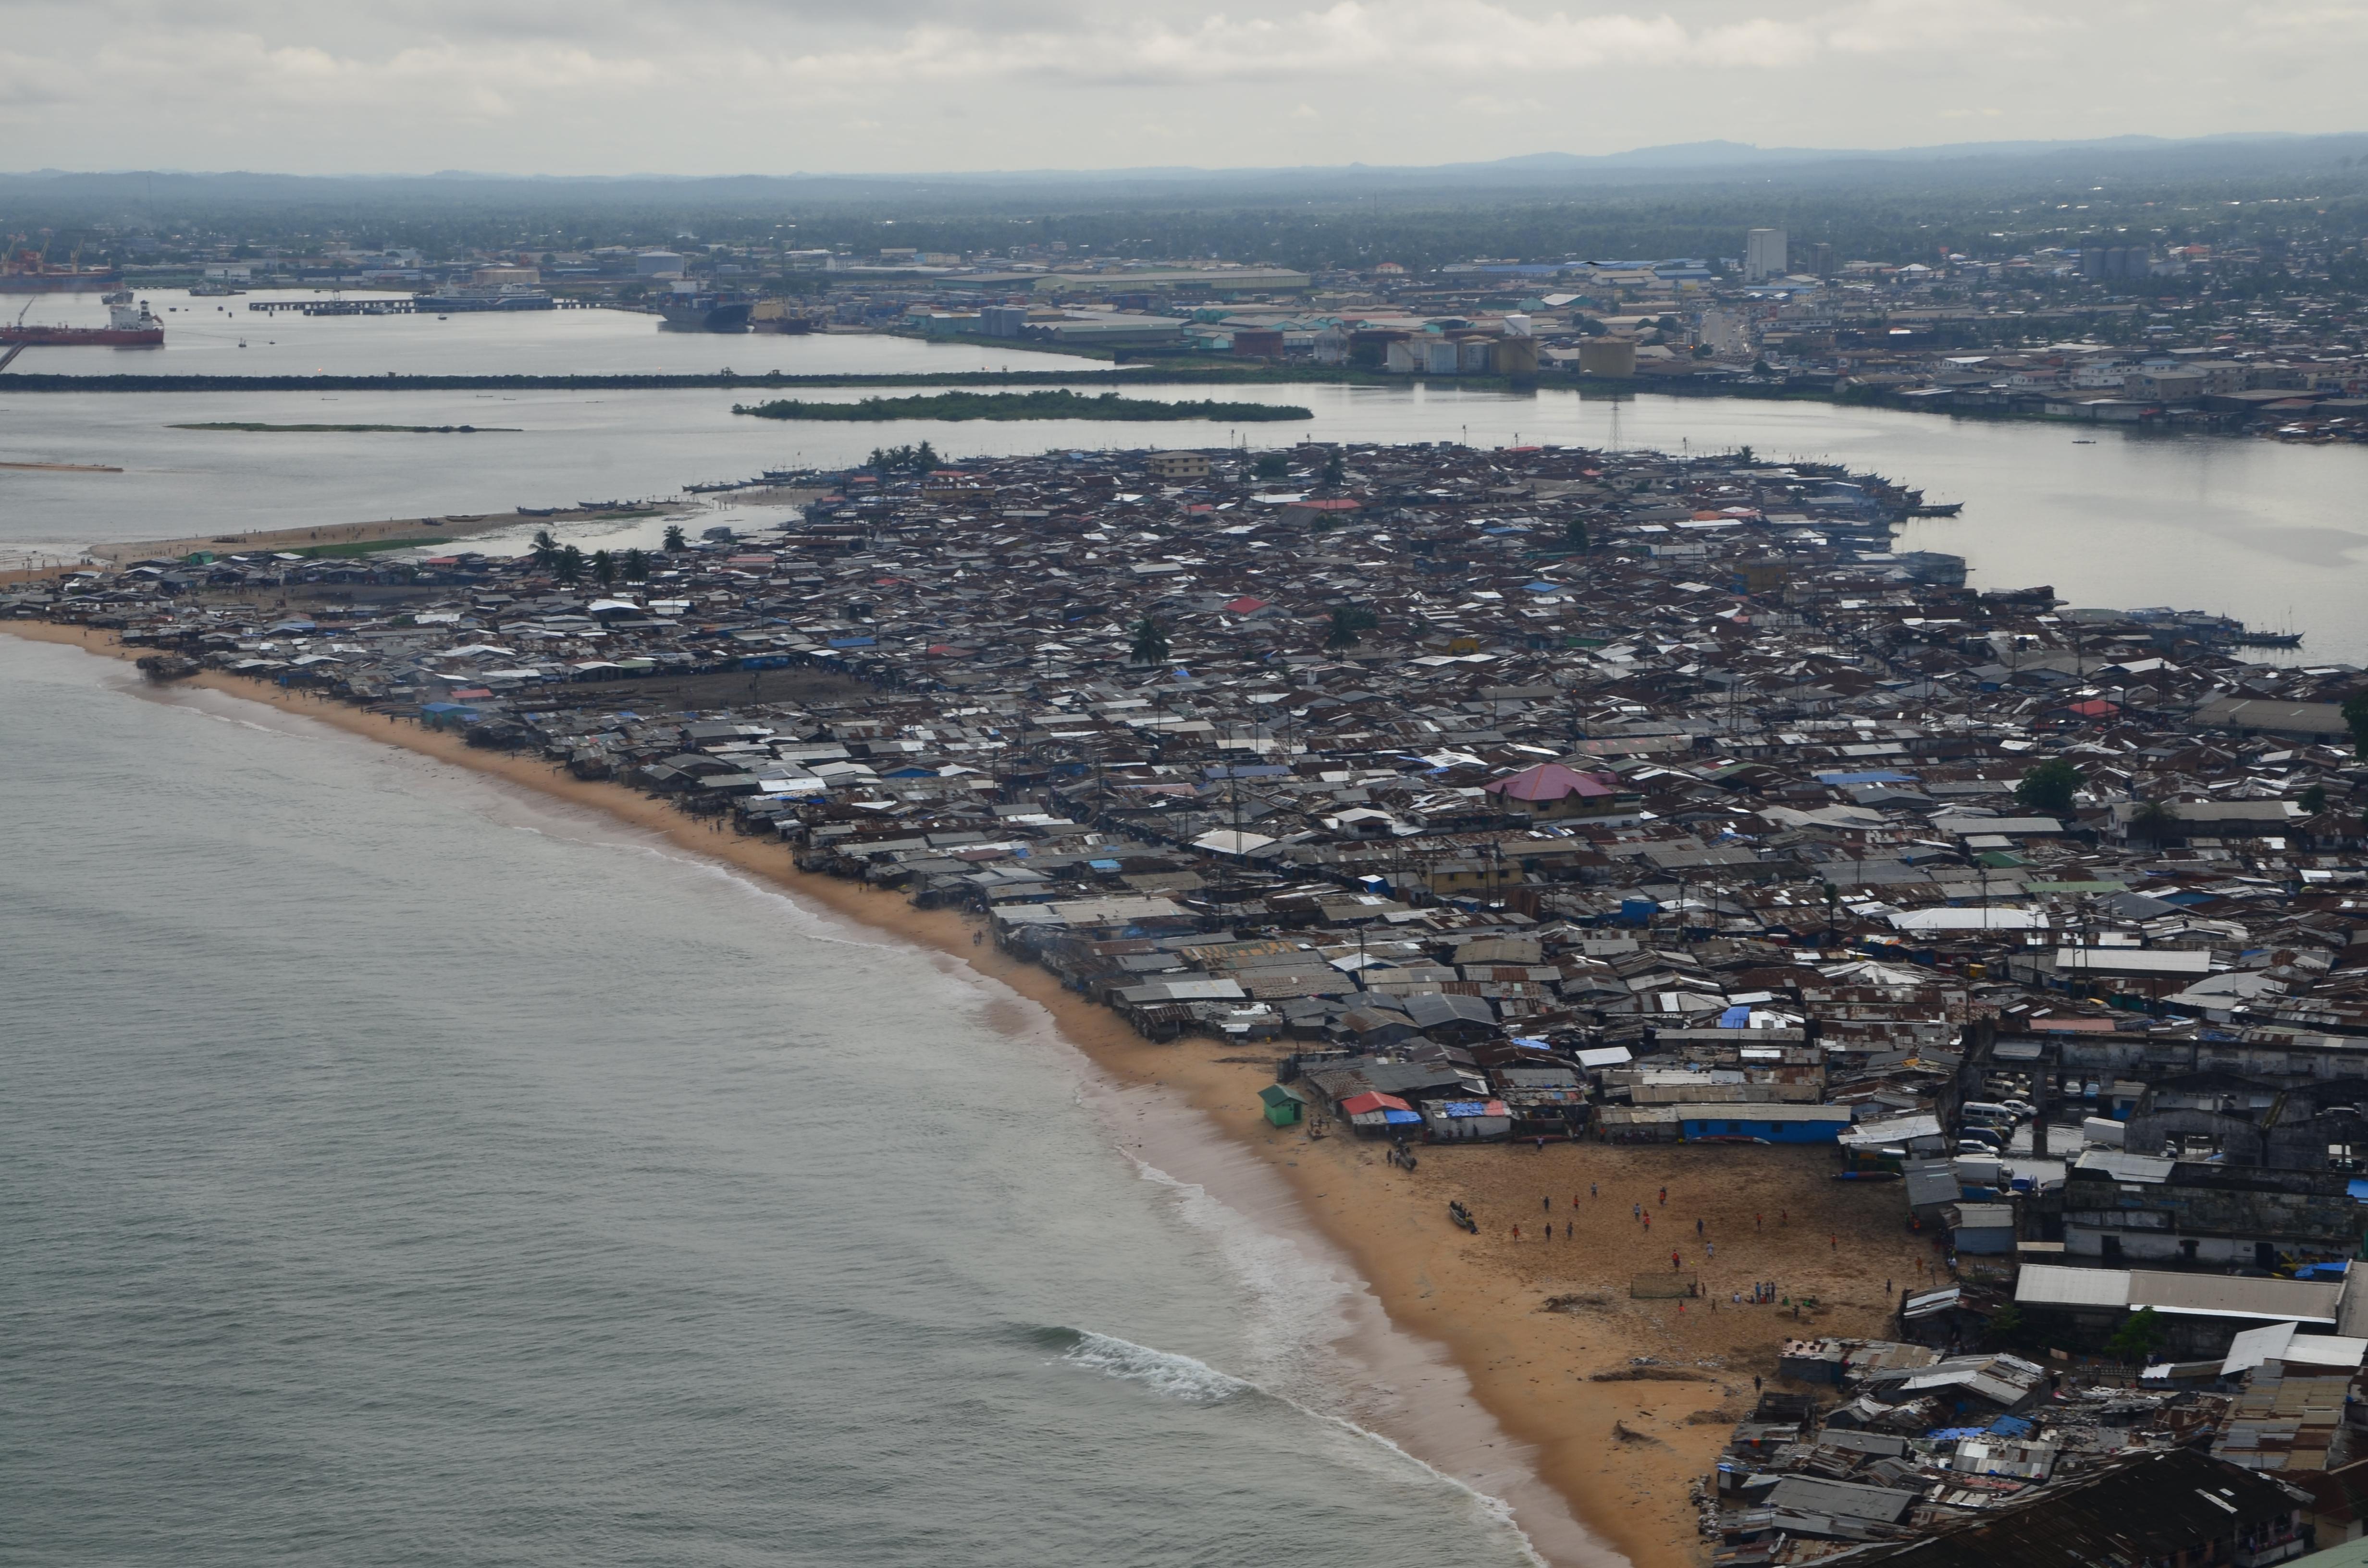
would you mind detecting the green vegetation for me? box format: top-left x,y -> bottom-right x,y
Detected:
169,422 -> 519,433
1129,616 -> 1170,665
868,441 -> 942,472
1323,604 -> 1380,651
2016,758 -> 2084,815
2344,691 -> 2368,759
2106,1306 -> 2167,1365
733,390 -> 1310,423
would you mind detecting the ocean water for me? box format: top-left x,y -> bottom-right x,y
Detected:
6,366 -> 2368,659
0,637 -> 1553,1568
6,288 -> 1086,379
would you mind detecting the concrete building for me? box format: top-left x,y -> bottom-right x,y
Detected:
1746,229 -> 1788,283
2060,1151 -> 2363,1271
1145,452 -> 1213,481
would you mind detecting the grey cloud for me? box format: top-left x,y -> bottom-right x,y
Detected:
0,0 -> 2359,173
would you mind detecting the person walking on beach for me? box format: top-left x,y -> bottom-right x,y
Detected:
1642,1212 -> 1651,1231
1707,1243 -> 1715,1261
1590,1182 -> 1597,1199
1543,1196 -> 1552,1214
1754,1374 -> 1762,1394
1512,1225 -> 1521,1241
1755,1213 -> 1762,1230
1659,1187 -> 1667,1206
1695,1218 -> 1703,1237
1672,1250 -> 1682,1271
1633,1203 -> 1641,1221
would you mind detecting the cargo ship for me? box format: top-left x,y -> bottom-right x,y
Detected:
0,248 -> 122,293
0,291 -> 164,346
749,298 -> 815,334
659,292 -> 753,332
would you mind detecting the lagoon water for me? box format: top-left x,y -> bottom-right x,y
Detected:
5,293 -> 2368,658
0,637 -> 1554,1568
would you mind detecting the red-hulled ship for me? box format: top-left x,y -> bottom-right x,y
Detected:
1,291 -> 164,347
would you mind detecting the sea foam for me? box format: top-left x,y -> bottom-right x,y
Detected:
1056,1329 -> 1252,1405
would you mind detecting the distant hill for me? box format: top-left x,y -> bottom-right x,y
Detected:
7,132 -> 2367,220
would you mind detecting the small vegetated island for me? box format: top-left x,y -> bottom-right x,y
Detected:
169,422 -> 519,433
731,389 -> 1310,422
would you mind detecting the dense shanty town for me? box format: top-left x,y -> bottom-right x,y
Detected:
27,434 -> 2368,1566
108,218 -> 2368,439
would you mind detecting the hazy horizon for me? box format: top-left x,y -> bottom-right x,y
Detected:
7,130 -> 2363,185
7,0 -> 2367,177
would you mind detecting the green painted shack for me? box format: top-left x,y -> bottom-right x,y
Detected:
1259,1084 -> 1308,1127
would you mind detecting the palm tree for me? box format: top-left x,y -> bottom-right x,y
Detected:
1129,616 -> 1169,665
592,549 -> 616,588
622,548 -> 648,582
663,524 -> 688,552
555,544 -> 584,585
2126,799 -> 2179,845
530,529 -> 560,570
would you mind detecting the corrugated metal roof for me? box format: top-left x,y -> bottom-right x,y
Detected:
2017,1263 -> 2132,1309
2072,1149 -> 2176,1183
2130,1271 -> 2343,1325
1674,1102 -> 1853,1123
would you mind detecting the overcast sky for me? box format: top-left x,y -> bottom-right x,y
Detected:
5,0 -> 2363,175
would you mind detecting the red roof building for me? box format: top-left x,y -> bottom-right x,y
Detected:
1483,762 -> 1632,818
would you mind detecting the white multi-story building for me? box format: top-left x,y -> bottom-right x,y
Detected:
1744,228 -> 1788,282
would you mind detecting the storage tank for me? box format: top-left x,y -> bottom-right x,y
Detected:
1579,339 -> 1637,378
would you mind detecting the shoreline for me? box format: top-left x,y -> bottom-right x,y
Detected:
80,504 -> 670,567
4,619 -> 1940,1568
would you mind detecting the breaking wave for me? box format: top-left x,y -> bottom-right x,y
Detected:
1046,1327 -> 1253,1405
1037,1326 -> 1548,1568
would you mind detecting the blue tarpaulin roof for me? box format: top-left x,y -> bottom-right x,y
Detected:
1717,1005 -> 1752,1029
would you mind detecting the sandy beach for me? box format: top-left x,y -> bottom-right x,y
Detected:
3,618 -> 1953,1568
80,504 -> 669,566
